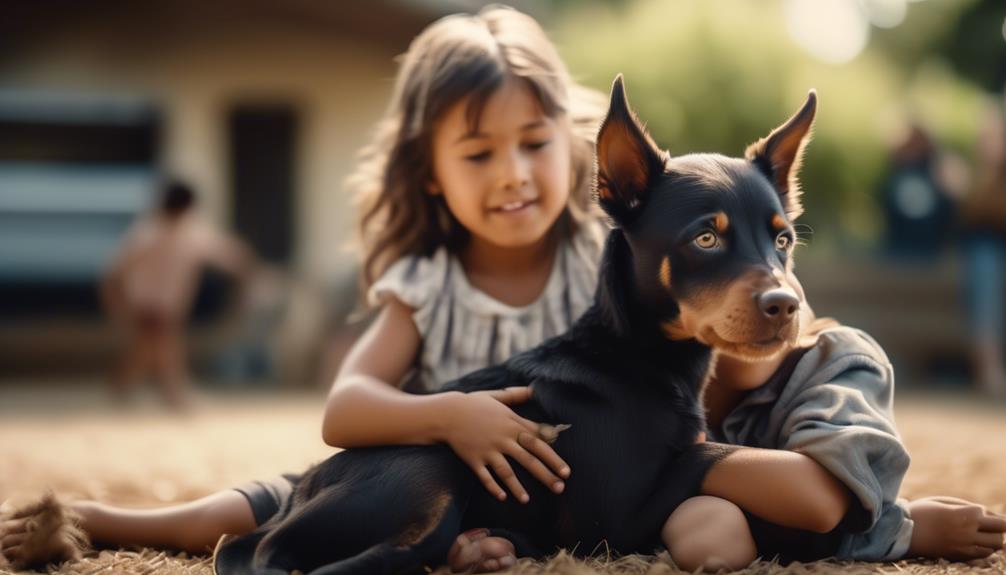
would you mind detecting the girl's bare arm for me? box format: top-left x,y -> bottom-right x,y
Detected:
322,297 -> 569,502
321,296 -> 451,447
700,446 -> 851,533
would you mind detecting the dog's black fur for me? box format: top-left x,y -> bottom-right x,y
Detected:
214,76 -> 817,575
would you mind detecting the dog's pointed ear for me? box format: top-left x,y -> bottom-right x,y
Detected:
745,90 -> 817,220
595,74 -> 667,224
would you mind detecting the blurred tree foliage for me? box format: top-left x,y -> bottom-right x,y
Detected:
942,0 -> 1006,92
550,0 -> 993,251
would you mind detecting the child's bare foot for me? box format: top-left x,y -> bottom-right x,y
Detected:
446,528 -> 516,573
0,492 -> 89,570
908,496 -> 1006,560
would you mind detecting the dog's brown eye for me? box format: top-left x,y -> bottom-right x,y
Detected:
694,232 -> 719,249
776,234 -> 791,250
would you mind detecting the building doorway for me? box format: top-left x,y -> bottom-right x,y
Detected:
229,105 -> 297,264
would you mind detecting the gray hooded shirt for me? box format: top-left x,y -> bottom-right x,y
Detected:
707,326 -> 913,560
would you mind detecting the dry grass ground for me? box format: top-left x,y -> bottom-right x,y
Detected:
0,382 -> 1003,574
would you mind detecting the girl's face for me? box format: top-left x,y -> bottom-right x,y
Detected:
430,78 -> 572,250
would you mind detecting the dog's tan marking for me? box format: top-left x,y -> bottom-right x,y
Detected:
771,213 -> 788,231
661,288 -> 728,343
658,257 -> 672,291
680,290 -> 727,339
396,491 -> 452,547
713,212 -> 729,234
596,123 -> 662,206
661,318 -> 689,341
595,77 -> 668,209
663,266 -> 807,361
595,172 -> 615,203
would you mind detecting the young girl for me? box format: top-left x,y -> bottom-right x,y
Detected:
0,6 -> 606,573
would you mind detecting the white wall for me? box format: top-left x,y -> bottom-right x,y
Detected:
0,13 -> 404,281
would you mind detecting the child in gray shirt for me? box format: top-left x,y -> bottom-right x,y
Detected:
662,319 -> 1006,571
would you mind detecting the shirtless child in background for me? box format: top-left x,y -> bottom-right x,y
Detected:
100,180 -> 256,408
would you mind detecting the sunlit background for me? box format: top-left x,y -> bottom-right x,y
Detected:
1,0 -> 1004,400
1,3 -> 1005,572
555,0 -> 1006,395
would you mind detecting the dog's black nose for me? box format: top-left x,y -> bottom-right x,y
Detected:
758,288 -> 800,320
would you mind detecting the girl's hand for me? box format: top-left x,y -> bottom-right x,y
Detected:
443,387 -> 570,503
907,496 -> 1006,560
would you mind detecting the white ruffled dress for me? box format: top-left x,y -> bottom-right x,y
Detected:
368,224 -> 605,391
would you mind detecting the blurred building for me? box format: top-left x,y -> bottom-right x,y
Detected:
0,0 -> 497,380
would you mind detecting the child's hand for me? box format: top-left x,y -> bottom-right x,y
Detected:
443,387 -> 570,503
907,496 -> 1006,560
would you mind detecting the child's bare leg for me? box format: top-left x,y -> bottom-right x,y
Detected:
112,329 -> 152,399
80,490 -> 255,553
975,337 -> 1006,397
153,324 -> 192,407
662,496 -> 757,572
0,489 -> 256,565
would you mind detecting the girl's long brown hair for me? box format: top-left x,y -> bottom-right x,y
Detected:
348,5 -> 605,294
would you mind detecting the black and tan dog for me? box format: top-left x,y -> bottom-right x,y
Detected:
213,75 -> 817,575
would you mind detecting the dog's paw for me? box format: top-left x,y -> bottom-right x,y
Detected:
0,491 -> 89,570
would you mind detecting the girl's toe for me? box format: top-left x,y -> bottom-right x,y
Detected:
1,532 -> 26,548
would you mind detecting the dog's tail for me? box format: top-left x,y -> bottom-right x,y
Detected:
302,501 -> 463,575
212,529 -> 286,575
214,501 -> 462,575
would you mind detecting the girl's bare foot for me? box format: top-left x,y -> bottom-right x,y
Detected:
447,528 -> 516,573
0,492 -> 89,570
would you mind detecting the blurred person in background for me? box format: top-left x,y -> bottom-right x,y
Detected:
961,98 -> 1006,397
880,123 -> 958,261
100,179 -> 257,408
